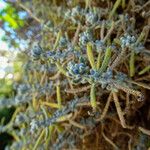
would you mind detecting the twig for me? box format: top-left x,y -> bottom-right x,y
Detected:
138,126 -> 150,136
113,81 -> 144,101
128,80 -> 150,90
101,124 -> 119,150
65,85 -> 91,94
17,1 -> 42,24
49,72 -> 60,80
133,1 -> 150,12
117,132 -> 132,150
110,48 -> 127,70
40,70 -> 47,85
103,21 -> 115,43
69,120 -> 86,130
96,92 -> 112,121
112,92 -> 133,129
101,21 -> 105,40
72,24 -> 81,46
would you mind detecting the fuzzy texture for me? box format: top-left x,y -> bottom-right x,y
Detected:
1,0 -> 150,150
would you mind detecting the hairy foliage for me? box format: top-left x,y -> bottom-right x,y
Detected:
0,0 -> 150,149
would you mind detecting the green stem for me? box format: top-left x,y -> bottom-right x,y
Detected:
46,126 -> 54,150
53,30 -> 62,50
56,83 -> 62,109
129,50 -> 135,77
139,65 -> 150,75
99,47 -> 111,73
90,84 -> 97,110
109,0 -> 122,19
87,42 -> 96,70
33,129 -> 45,150
56,62 -> 67,76
96,51 -> 102,70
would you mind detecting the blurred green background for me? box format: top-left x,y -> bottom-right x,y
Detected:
0,1 -> 26,149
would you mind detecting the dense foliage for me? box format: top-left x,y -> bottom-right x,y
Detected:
0,0 -> 150,149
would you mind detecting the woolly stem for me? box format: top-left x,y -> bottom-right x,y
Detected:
90,84 -> 97,110
87,42 -> 96,70
56,83 -> 62,109
99,47 -> 111,73
109,0 -> 122,19
129,50 -> 135,77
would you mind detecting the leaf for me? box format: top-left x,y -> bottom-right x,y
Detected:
87,42 -> 96,70
99,47 -> 111,73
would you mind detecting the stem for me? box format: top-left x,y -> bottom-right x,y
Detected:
99,92 -> 112,121
110,48 -> 126,70
99,47 -> 111,73
53,30 -> 62,50
56,62 -> 67,76
112,92 -> 126,128
87,42 -> 96,70
40,101 -> 61,109
109,0 -> 122,19
138,65 -> 150,75
56,83 -> 62,109
129,50 -> 135,77
90,84 -> 97,110
33,129 -> 45,150
96,51 -> 102,70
